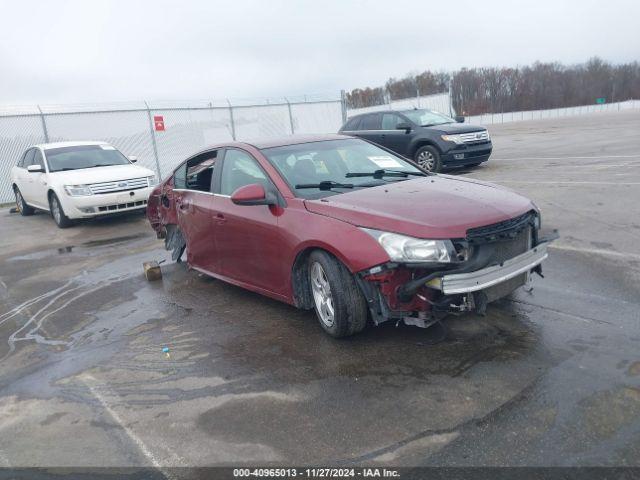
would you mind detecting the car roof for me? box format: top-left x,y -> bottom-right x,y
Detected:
32,141 -> 111,150
244,134 -> 349,149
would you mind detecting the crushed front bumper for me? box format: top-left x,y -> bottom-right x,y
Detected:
427,243 -> 548,295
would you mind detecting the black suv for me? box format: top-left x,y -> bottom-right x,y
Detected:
338,109 -> 492,172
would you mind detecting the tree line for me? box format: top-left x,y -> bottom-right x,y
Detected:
345,58 -> 640,115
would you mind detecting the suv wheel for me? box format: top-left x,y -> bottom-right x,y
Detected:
14,187 -> 35,216
308,250 -> 368,338
49,193 -> 73,228
415,145 -> 442,173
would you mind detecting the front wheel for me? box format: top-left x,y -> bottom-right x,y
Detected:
308,250 -> 368,338
14,187 -> 34,216
49,193 -> 73,228
415,145 -> 442,173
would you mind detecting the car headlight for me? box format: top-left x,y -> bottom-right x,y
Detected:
441,134 -> 464,144
362,228 -> 455,263
64,185 -> 93,196
147,175 -> 158,186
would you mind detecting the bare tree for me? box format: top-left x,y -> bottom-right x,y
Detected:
346,58 -> 640,114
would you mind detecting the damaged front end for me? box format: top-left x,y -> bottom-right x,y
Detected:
356,211 -> 557,328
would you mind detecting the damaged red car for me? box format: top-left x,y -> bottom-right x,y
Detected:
147,135 -> 554,337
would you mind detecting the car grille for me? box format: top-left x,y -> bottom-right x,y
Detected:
467,217 -> 534,301
466,211 -> 536,265
466,211 -> 535,244
466,148 -> 492,158
97,200 -> 147,212
492,226 -> 532,263
89,177 -> 149,194
458,130 -> 489,143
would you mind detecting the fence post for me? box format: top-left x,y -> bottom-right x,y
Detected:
144,101 -> 162,178
285,98 -> 295,135
37,105 -> 50,143
227,99 -> 236,140
340,90 -> 347,124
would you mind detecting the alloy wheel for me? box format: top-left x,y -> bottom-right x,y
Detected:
51,197 -> 61,224
310,261 -> 335,327
417,150 -> 435,171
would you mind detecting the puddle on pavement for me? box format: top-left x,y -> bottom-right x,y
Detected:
81,233 -> 149,247
7,232 -> 152,262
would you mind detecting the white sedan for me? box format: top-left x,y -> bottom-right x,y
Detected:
10,141 -> 157,228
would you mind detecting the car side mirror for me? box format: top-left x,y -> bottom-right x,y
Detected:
27,164 -> 45,173
128,155 -> 138,163
454,116 -> 465,123
396,122 -> 412,133
230,183 -> 276,206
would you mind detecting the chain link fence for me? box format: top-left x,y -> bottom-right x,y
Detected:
3,92 -> 639,205
0,96 -> 346,204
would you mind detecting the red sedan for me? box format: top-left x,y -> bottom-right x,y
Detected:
147,135 -> 554,337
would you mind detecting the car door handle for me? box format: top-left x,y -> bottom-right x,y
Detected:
215,213 -> 226,224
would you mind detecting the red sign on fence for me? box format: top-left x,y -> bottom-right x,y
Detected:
153,115 -> 165,131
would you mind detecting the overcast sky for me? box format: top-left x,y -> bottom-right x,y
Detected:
1,0 -> 638,105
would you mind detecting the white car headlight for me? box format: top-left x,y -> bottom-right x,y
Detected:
441,134 -> 464,144
362,228 -> 454,263
147,175 -> 158,186
64,185 -> 93,196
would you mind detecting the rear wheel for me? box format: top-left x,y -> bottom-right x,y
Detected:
49,193 -> 73,228
414,145 -> 442,173
308,250 -> 368,338
14,187 -> 34,216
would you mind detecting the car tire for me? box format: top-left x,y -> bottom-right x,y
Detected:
49,192 -> 73,228
308,250 -> 368,338
415,145 -> 442,173
14,187 -> 35,216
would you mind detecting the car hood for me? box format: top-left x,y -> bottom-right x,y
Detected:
426,123 -> 486,134
48,164 -> 155,185
303,175 -> 534,239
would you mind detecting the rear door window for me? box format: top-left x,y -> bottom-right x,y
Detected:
342,116 -> 361,131
173,163 -> 187,189
174,150 -> 218,191
360,114 -> 381,130
186,150 -> 218,192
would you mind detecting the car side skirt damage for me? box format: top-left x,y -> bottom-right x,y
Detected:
355,211 -> 558,328
164,224 -> 186,262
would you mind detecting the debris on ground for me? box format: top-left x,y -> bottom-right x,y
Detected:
143,261 -> 162,281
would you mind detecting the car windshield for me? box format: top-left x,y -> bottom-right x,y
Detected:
45,145 -> 131,172
261,138 -> 424,199
402,109 -> 455,127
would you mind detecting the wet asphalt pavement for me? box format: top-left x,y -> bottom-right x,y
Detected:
0,110 -> 639,468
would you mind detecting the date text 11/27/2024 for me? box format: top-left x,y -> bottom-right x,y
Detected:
232,468 -> 401,478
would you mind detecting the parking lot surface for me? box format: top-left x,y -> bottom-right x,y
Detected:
0,110 -> 639,468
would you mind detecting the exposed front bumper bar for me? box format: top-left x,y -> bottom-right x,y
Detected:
434,243 -> 549,295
